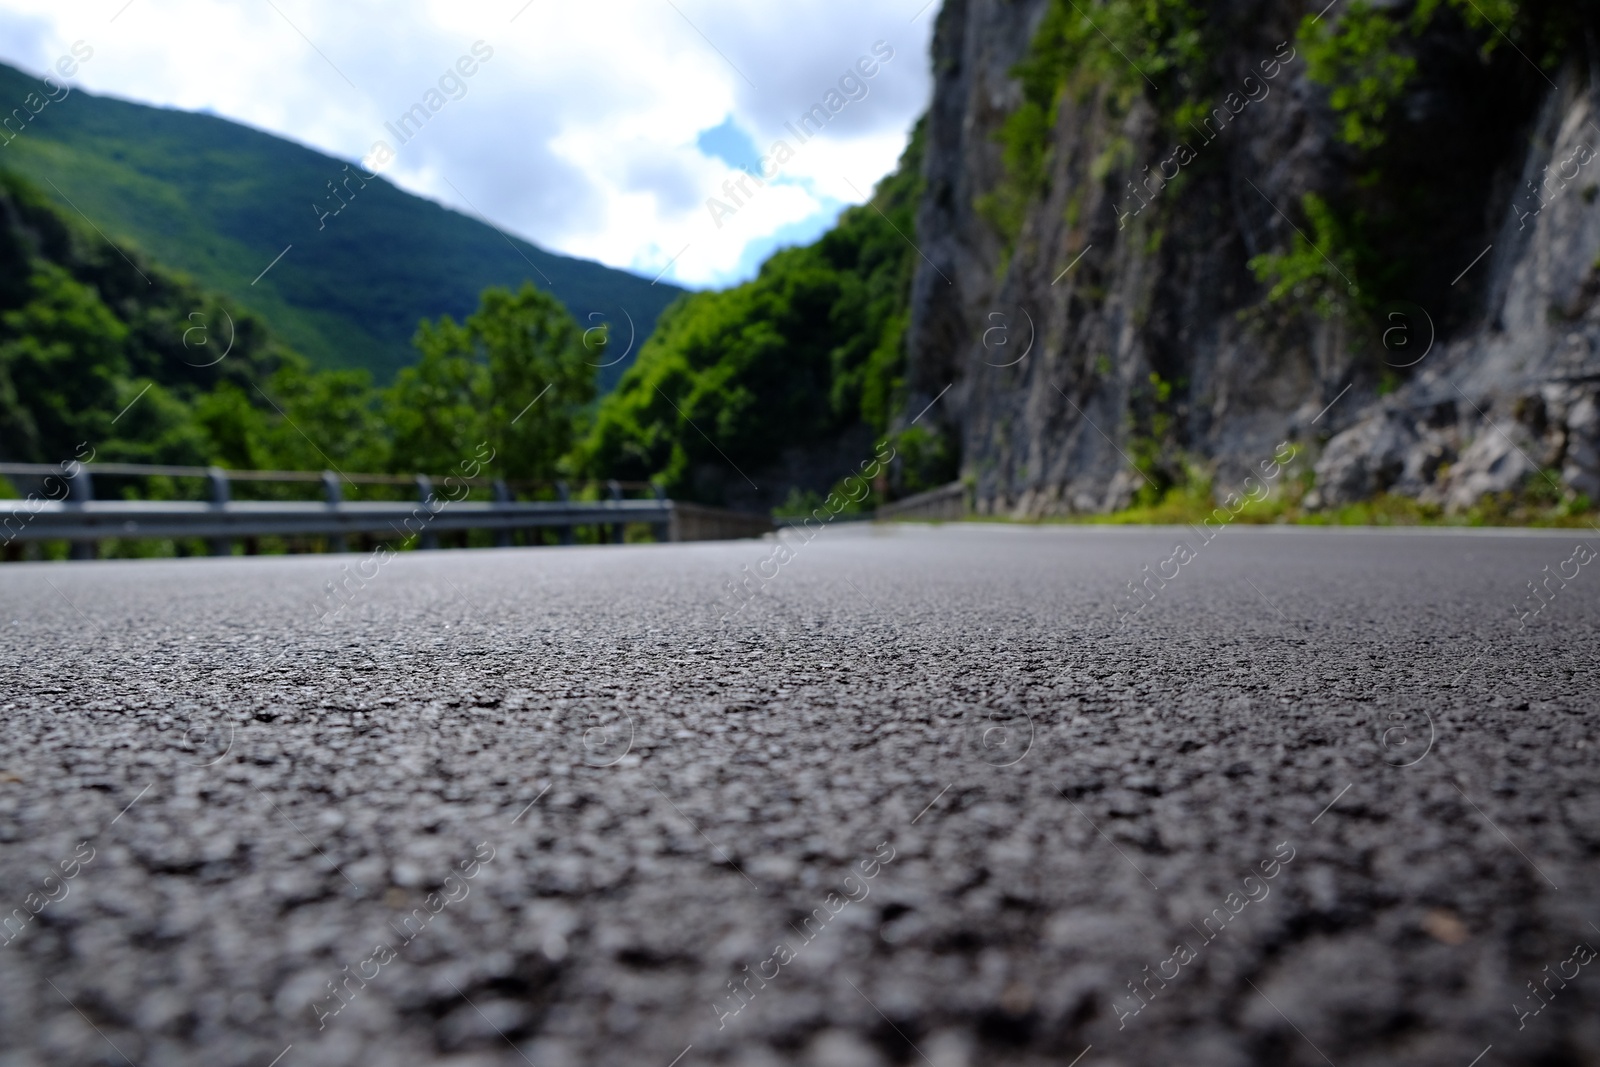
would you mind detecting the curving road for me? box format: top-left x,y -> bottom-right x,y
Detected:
1,522 -> 1597,1067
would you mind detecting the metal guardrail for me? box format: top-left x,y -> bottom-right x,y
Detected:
873,481 -> 970,521
7,497 -> 674,541
0,462 -> 771,557
0,461 -> 657,491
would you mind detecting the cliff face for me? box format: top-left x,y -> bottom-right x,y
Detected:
1317,73 -> 1600,510
903,0 -> 1600,515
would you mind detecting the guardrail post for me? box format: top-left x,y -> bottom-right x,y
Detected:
66,462 -> 95,561
206,466 -> 231,557
322,471 -> 345,553
607,479 -> 623,544
493,479 -> 513,548
556,481 -> 574,545
652,483 -> 670,543
414,475 -> 438,550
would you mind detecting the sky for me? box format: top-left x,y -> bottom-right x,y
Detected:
0,0 -> 938,289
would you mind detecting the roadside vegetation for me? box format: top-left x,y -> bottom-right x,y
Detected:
955,466 -> 1599,529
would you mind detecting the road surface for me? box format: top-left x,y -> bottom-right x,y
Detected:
1,523 -> 1596,1067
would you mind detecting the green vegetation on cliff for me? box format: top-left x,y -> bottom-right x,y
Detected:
982,0 -> 1215,240
1248,0 -> 1560,329
988,0 -> 1567,346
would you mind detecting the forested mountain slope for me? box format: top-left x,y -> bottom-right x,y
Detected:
0,61 -> 680,386
0,170 -> 595,492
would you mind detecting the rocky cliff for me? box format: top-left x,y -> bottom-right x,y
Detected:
902,0 -> 1600,517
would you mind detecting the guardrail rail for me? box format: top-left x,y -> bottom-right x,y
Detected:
0,462 -> 772,559
873,481 -> 970,522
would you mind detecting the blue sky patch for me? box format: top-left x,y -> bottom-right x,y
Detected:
695,116 -> 763,174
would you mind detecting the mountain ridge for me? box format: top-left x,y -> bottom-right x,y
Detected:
0,60 -> 683,386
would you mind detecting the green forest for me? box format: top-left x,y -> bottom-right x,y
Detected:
0,168 -> 593,488
0,123 -> 937,535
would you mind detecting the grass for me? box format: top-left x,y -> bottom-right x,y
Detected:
955,469 -> 1599,530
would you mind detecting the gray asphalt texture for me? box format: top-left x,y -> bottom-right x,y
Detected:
1,523 -> 1597,1067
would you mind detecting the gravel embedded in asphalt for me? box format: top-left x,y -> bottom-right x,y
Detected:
0,522 -> 1597,1067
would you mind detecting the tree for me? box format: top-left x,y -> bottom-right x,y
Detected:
385,283 -> 594,480
0,263 -> 128,461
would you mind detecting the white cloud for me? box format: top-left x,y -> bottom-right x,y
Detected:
0,0 -> 936,288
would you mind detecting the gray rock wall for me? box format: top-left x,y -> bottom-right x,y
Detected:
902,0 -> 1600,514
1317,74 -> 1600,510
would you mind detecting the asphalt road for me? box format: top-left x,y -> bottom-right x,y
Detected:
1,523 -> 1597,1067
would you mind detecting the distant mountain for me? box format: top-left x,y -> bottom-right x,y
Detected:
0,61 -> 683,386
